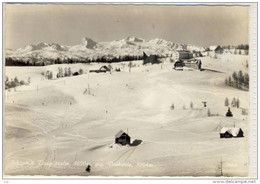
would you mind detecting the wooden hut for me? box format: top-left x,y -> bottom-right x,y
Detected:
226,107 -> 233,117
99,65 -> 111,72
220,127 -> 244,138
115,130 -> 131,145
209,45 -> 224,54
73,71 -> 79,76
214,46 -> 224,54
90,65 -> 111,73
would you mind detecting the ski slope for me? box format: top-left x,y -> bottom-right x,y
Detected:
4,55 -> 249,176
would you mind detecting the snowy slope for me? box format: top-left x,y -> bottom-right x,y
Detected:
4,55 -> 249,176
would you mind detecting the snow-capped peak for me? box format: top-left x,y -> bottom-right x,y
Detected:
126,37 -> 145,42
148,38 -> 170,45
35,42 -> 49,48
82,37 -> 97,49
49,43 -> 66,51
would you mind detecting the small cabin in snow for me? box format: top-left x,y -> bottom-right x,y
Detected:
220,127 -> 244,138
73,71 -> 79,76
209,45 -> 224,54
89,65 -> 111,73
226,107 -> 233,117
100,65 -> 111,72
115,130 -> 131,145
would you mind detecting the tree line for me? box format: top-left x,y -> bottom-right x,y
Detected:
5,54 -> 144,66
43,67 -> 84,80
225,97 -> 240,108
222,44 -> 249,50
5,67 -> 84,90
225,70 -> 249,90
5,57 -> 44,66
5,76 -> 30,90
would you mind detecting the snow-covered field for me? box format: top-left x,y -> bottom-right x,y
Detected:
4,55 -> 249,177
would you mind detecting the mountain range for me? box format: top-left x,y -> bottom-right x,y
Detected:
6,37 -> 205,61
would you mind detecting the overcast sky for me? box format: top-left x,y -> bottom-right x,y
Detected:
5,4 -> 249,50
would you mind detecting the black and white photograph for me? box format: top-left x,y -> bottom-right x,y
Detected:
2,2 -> 257,180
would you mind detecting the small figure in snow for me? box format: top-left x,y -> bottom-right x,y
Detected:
86,165 -> 91,173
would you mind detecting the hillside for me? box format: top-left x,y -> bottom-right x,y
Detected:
4,54 -> 249,176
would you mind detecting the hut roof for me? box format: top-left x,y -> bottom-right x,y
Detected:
115,130 -> 127,138
220,127 -> 242,137
209,45 -> 218,51
183,58 -> 200,64
100,65 -> 110,71
177,50 -> 190,53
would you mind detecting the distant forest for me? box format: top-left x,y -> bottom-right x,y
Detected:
222,44 -> 249,50
5,55 -> 144,66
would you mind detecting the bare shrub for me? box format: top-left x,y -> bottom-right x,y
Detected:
171,104 -> 175,110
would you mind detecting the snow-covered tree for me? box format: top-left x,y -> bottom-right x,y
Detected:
5,76 -> 9,83
68,67 -> 72,76
225,78 -> 228,85
14,76 -> 19,84
26,77 -> 30,85
224,97 -> 229,106
45,70 -> 50,79
232,71 -> 237,81
238,70 -> 244,85
207,109 -> 211,117
190,101 -> 193,109
244,73 -> 249,88
60,67 -> 63,77
49,71 -> 53,80
64,67 -> 68,77
228,76 -> 232,86
236,98 -> 240,108
79,68 -> 84,75
171,104 -> 174,110
128,61 -> 133,72
231,97 -> 237,107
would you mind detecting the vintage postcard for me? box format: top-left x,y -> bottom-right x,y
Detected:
3,2 -> 257,179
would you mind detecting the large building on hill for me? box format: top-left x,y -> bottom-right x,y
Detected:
170,50 -> 193,62
174,58 -> 202,71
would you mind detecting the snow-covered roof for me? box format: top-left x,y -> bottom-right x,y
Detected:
220,127 -> 242,137
115,130 -> 126,138
100,65 -> 110,71
183,59 -> 201,64
209,46 -> 218,51
220,127 -> 231,134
